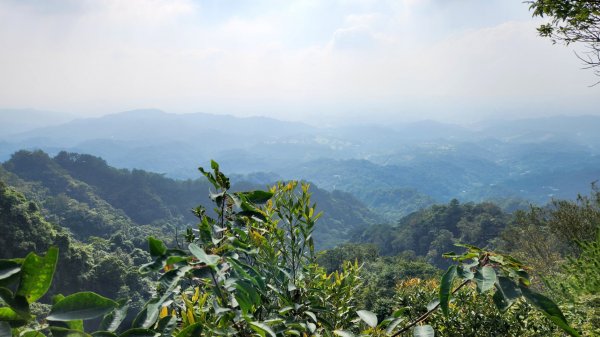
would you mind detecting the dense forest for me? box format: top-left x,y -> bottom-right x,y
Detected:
1,149 -> 599,336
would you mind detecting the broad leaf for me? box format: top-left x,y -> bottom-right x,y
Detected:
357,310 -> 378,328
333,331 -> 355,337
16,247 -> 58,303
474,266 -> 496,293
413,325 -> 435,337
439,265 -> 456,316
47,292 -> 118,321
148,237 -> 167,257
249,321 -> 276,337
99,300 -> 129,332
238,190 -> 274,204
520,286 -> 580,337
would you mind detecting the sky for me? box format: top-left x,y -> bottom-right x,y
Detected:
0,0 -> 599,125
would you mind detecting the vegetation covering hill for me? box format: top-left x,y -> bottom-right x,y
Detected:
0,150 -> 380,249
2,158 -> 598,336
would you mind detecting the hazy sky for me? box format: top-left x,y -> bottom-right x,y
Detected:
1,0 -> 599,124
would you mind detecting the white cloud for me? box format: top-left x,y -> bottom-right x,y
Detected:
0,0 -> 598,123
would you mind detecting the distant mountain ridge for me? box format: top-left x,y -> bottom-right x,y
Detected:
2,109 -> 600,206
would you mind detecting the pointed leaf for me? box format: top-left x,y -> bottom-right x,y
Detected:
47,292 -> 118,321
16,247 -> 58,303
439,265 -> 456,316
356,310 -> 378,328
249,321 -> 276,337
99,300 -> 129,332
188,244 -> 219,267
520,286 -> 580,337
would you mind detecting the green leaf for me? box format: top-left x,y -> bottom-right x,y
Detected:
238,190 -> 274,204
492,289 -> 512,312
99,300 -> 129,332
249,321 -> 276,337
91,332 -> 118,337
156,316 -> 177,336
357,310 -> 378,328
520,286 -> 580,337
16,247 -> 58,303
439,265 -> 456,316
333,331 -> 355,337
0,307 -> 27,322
188,244 -> 219,267
0,287 -> 29,316
49,327 -> 92,337
118,329 -> 159,337
47,292 -> 118,321
457,265 -> 474,280
385,318 -> 405,334
0,261 -> 20,281
148,237 -> 167,257
413,325 -> 435,337
175,322 -> 203,337
474,266 -> 496,293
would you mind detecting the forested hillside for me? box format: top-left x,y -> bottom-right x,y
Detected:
2,157 -> 598,336
1,150 -> 380,249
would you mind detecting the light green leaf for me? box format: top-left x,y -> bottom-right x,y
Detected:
333,330 -> 355,337
16,247 -> 58,303
188,244 -> 219,267
47,292 -> 118,321
249,321 -> 276,337
357,310 -> 378,328
413,325 -> 435,337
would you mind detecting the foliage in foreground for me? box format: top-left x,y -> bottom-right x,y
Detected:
0,162 -> 584,336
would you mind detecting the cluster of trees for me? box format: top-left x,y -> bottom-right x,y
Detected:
1,162 -> 593,336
